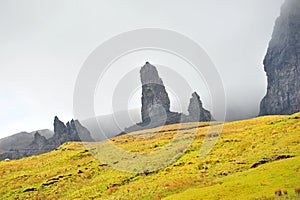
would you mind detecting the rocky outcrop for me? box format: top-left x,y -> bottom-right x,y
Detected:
123,62 -> 213,134
27,132 -> 51,156
0,117 -> 94,160
53,116 -> 68,138
50,117 -> 80,146
50,117 -> 94,146
188,92 -> 213,122
259,0 -> 300,115
31,132 -> 48,149
72,120 -> 95,142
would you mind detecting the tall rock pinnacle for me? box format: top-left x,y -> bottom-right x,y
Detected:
260,0 -> 300,115
140,62 -> 171,122
53,116 -> 67,136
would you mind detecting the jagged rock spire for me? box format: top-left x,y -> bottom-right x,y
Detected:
188,92 -> 213,122
52,117 -> 94,145
53,116 -> 67,136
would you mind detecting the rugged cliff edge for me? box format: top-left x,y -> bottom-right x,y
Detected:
260,0 -> 300,115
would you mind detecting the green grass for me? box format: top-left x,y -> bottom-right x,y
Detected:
164,156 -> 300,200
0,113 -> 300,199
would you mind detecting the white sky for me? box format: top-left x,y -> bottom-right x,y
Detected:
0,0 -> 284,138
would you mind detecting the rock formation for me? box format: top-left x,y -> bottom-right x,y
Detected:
72,120 -> 95,142
259,0 -> 300,115
140,62 -> 171,122
27,132 -> 51,156
51,117 -> 81,146
51,117 -> 94,145
30,132 -> 49,149
124,62 -> 213,133
188,92 -> 213,122
0,117 -> 94,160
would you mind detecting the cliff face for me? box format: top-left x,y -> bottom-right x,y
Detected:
260,0 -> 300,115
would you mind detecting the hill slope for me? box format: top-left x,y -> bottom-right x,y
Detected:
0,113 -> 300,199
164,156 -> 300,200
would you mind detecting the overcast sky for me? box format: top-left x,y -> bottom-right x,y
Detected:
0,0 -> 284,138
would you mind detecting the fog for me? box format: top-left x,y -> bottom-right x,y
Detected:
0,0 -> 284,138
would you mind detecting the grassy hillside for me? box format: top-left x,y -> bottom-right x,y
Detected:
164,156 -> 300,200
0,113 -> 300,199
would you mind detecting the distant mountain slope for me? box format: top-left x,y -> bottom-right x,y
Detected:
0,129 -> 54,151
0,113 -> 299,199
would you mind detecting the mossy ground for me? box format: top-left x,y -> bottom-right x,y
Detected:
0,113 -> 300,199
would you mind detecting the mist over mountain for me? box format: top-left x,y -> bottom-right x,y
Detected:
80,109 -> 141,141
